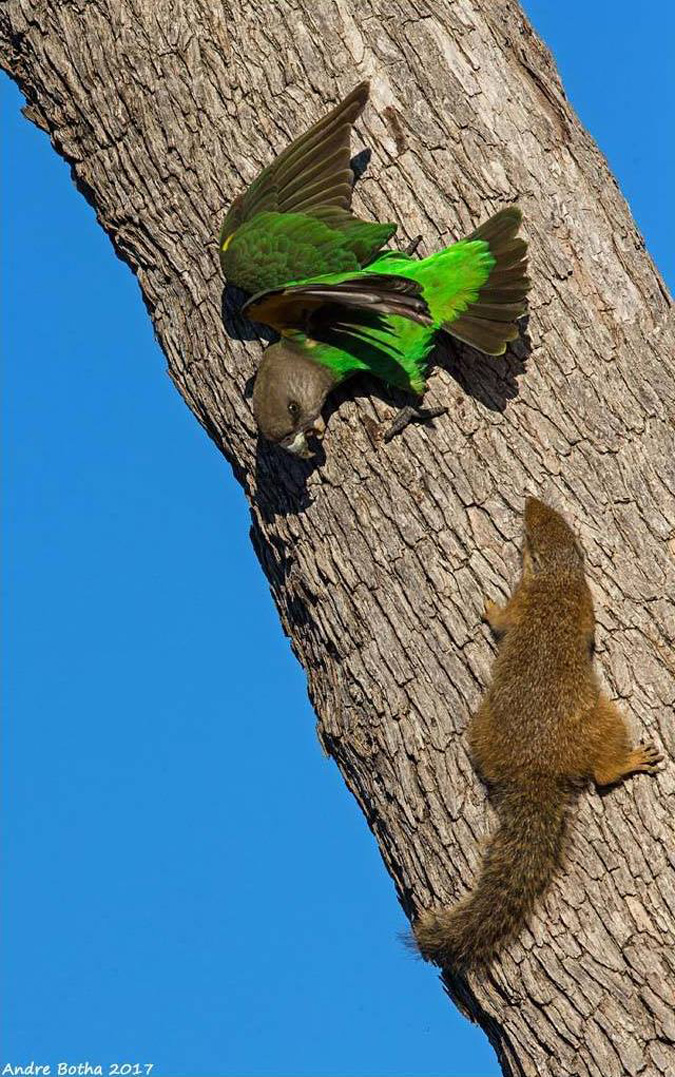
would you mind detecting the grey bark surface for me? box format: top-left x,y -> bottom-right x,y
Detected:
3,2 -> 674,1075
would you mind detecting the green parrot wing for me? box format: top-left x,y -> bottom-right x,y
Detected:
242,272 -> 432,333
222,211 -> 395,295
305,207 -> 397,267
220,83 -> 397,289
221,82 -> 369,246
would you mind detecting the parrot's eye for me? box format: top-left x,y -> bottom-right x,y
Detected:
287,401 -> 301,420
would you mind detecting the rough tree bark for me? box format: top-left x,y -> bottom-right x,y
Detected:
3,2 -> 674,1075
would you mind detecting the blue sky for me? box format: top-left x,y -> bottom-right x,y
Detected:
2,4 -> 673,1076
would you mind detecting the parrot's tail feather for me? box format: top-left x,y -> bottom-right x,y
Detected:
465,206 -> 523,246
445,207 -> 530,355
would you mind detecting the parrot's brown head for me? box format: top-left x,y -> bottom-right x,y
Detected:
252,340 -> 338,458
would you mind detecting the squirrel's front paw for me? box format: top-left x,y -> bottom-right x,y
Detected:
484,600 -> 509,635
483,601 -> 503,623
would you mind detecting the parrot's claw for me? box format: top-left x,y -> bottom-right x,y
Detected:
383,405 -> 448,443
404,234 -> 423,257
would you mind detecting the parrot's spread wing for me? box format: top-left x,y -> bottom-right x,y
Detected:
221,82 -> 371,247
243,274 -> 432,333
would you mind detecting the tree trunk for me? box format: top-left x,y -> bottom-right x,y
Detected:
3,2 -> 674,1074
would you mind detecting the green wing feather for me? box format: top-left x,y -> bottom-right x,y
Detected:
220,82 -> 370,242
224,212 -> 395,295
220,83 -> 396,292
243,269 -> 431,330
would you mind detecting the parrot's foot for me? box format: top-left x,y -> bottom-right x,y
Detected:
404,234 -> 423,257
383,405 -> 448,443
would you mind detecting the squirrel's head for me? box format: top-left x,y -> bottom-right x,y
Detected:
522,498 -> 585,576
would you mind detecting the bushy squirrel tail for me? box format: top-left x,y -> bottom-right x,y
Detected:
414,778 -> 569,970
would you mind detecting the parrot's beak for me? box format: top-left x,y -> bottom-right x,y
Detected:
285,431 -> 313,459
284,416 -> 326,459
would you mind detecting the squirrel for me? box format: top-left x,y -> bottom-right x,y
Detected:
414,497 -> 663,971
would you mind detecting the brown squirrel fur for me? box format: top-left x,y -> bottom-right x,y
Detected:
414,497 -> 663,971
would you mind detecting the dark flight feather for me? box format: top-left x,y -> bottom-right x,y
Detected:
221,83 -> 370,242
243,274 -> 432,331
